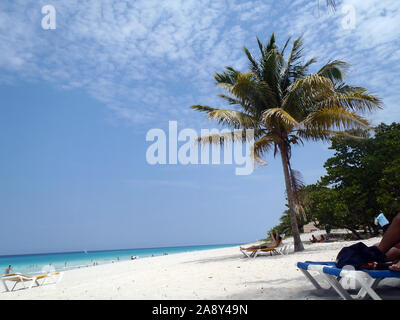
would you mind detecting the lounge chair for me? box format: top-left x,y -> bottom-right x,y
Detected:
1,272 -> 63,292
296,261 -> 400,300
241,240 -> 291,258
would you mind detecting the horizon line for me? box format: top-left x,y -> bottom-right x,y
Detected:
0,242 -> 244,258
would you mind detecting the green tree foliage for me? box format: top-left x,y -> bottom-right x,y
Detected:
302,123 -> 400,237
304,184 -> 364,238
272,208 -> 307,237
373,123 -> 400,217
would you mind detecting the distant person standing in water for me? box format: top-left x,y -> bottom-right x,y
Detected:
4,265 -> 12,275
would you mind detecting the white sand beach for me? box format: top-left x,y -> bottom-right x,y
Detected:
1,234 -> 400,300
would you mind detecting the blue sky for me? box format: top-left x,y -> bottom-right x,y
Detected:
0,0 -> 399,255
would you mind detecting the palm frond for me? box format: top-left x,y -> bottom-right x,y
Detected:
214,66 -> 241,88
281,36 -> 318,90
251,136 -> 275,165
287,35 -> 305,67
217,94 -> 252,110
266,33 -> 277,52
190,105 -> 259,129
262,108 -> 299,129
287,168 -> 307,219
197,129 -> 262,146
326,0 -> 336,11
280,36 -> 292,56
282,74 -> 335,117
335,84 -> 366,94
318,60 -> 349,83
290,169 -> 305,194
231,72 -> 277,113
259,49 -> 283,104
296,127 -> 371,142
295,128 -> 336,142
197,131 -> 240,146
334,91 -> 383,113
308,89 -> 382,114
256,37 -> 265,59
244,46 -> 262,79
302,106 -> 371,131
317,0 -> 336,12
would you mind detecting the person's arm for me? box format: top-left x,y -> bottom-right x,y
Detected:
270,231 -> 275,243
378,213 -> 400,254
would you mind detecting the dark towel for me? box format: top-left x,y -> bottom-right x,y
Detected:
336,242 -> 386,269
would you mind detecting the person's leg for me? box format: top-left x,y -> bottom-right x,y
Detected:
385,243 -> 400,261
388,244 -> 400,271
377,213 -> 400,254
240,245 -> 260,250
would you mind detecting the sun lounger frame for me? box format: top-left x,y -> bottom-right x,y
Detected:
297,261 -> 400,300
1,272 -> 63,292
241,242 -> 292,258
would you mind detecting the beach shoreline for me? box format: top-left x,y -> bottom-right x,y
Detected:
0,243 -> 241,276
2,234 -> 399,300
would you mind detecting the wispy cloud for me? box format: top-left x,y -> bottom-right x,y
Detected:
0,0 -> 399,127
0,0 -> 251,126
276,0 -> 400,124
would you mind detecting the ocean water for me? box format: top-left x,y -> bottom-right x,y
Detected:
0,244 -> 239,275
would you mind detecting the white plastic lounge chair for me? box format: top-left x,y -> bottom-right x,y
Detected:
2,272 -> 63,292
241,241 -> 291,258
296,261 -> 400,300
278,242 -> 293,255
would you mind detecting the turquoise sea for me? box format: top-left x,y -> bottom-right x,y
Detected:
0,244 -> 239,275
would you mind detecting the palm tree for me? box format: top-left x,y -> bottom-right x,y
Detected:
191,34 -> 382,252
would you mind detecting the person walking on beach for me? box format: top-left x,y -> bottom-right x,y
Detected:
4,265 -> 12,275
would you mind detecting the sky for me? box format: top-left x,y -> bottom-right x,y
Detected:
0,0 -> 399,255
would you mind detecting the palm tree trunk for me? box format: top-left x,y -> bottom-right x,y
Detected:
279,144 -> 304,252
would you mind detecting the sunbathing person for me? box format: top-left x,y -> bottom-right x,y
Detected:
309,234 -> 325,243
240,231 -> 282,251
373,212 -> 400,271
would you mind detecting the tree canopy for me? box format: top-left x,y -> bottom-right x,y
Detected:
273,123 -> 400,239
